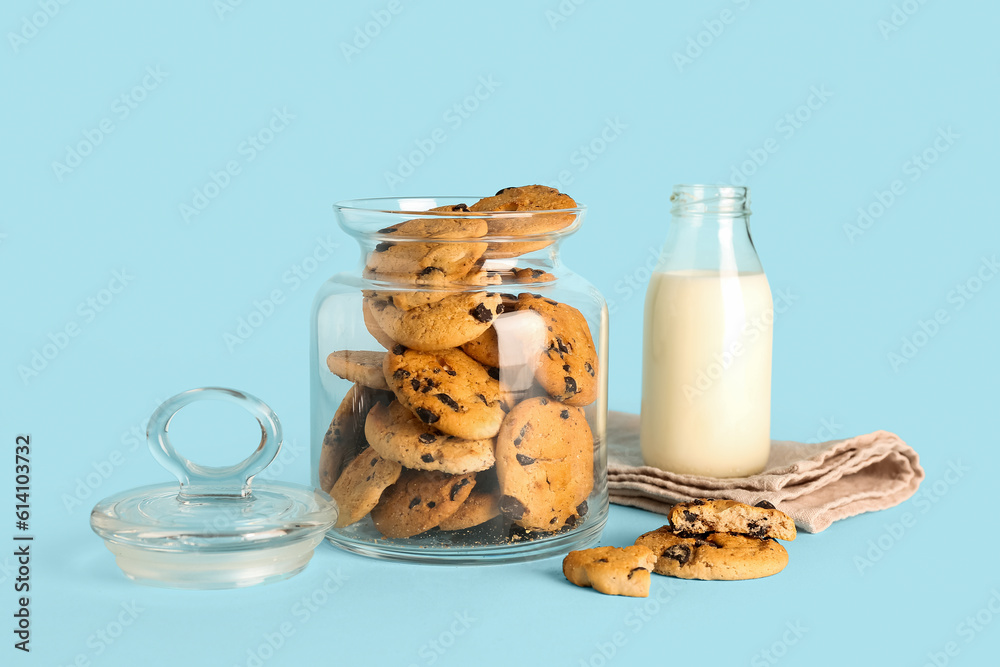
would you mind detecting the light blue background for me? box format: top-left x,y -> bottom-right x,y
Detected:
3,1 -> 998,665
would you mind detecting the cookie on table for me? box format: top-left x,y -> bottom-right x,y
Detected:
318,384 -> 393,492
517,293 -> 598,406
469,186 -> 578,259
562,546 -> 657,597
329,446 -> 402,528
634,526 -> 788,581
670,499 -> 797,542
363,298 -> 398,350
495,396 -> 594,532
365,207 -> 488,284
384,346 -> 506,440
364,400 -> 495,474
370,469 -> 477,538
326,350 -> 389,391
368,292 -> 504,352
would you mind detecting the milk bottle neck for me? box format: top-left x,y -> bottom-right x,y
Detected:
657,185 -> 762,274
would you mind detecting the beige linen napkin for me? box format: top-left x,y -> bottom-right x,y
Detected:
607,411 -> 924,533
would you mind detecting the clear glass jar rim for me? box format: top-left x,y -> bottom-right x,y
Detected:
670,184 -> 750,216
334,196 -> 586,216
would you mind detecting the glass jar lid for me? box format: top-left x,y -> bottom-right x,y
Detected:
90,387 -> 337,589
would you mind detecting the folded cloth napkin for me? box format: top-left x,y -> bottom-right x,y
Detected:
606,411 -> 924,533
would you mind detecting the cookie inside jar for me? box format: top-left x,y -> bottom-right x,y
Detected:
316,190 -> 608,563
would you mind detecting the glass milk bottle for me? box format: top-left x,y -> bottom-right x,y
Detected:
640,185 -> 772,477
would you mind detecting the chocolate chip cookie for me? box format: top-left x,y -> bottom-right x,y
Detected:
369,292 -> 504,352
326,350 -> 389,390
517,293 -> 598,406
370,469 -> 477,538
363,298 -> 398,350
437,486 -> 500,531
384,346 -> 506,440
329,446 -> 402,528
364,400 -> 495,474
495,396 -> 594,531
670,499 -> 797,541
562,546 -> 657,597
469,186 -> 578,258
634,526 -> 788,581
318,384 -> 393,492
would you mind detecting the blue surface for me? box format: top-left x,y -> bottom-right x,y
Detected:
3,1 -> 998,665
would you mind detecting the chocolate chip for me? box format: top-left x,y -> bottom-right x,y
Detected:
545,299 -> 558,306
531,269 -> 545,278
495,187 -> 514,195
755,500 -> 776,510
519,425 -> 529,438
495,303 -> 505,314
682,510 -> 699,523
421,453 -> 434,463
563,514 -> 579,528
500,293 -> 516,301
564,377 -> 577,396
408,497 -> 421,509
374,242 -> 394,252
414,407 -> 439,424
393,368 -> 411,379
576,501 -> 588,517
499,495 -> 526,519
419,266 -> 444,276
516,453 -> 535,466
450,478 -> 471,501
469,303 -> 493,323
595,558 -> 609,563
418,433 -> 436,444
392,345 -> 405,355
370,457 -> 378,466
377,226 -> 398,234
445,368 -> 457,376
513,437 -> 522,447
487,366 -> 500,380
662,544 -> 691,565
477,393 -> 488,405
584,362 -> 595,377
562,364 -> 571,372
555,338 -> 570,354
426,501 -> 436,508
691,499 -> 706,506
436,393 -> 460,411
410,379 -> 421,391
451,203 -> 469,212
559,410 -> 569,419
627,567 -> 646,579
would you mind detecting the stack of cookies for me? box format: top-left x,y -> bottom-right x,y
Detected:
563,499 -> 797,597
319,186 -> 600,542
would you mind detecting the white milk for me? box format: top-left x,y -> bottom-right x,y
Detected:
640,270 -> 773,477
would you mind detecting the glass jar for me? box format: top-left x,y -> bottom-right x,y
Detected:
640,185 -> 773,477
312,196 -> 608,563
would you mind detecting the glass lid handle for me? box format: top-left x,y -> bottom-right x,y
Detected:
146,387 -> 282,500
